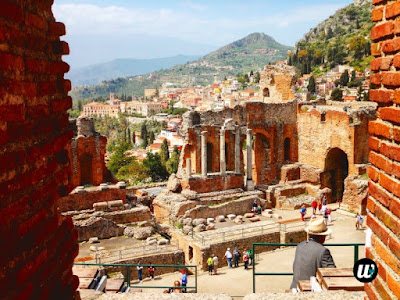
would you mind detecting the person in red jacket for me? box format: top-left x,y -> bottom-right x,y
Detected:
311,200 -> 317,215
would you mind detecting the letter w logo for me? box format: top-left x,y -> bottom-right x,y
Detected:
357,264 -> 373,278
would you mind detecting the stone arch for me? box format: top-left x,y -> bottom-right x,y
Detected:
192,112 -> 200,126
263,87 -> 270,97
80,153 -> 93,185
253,130 -> 272,185
284,137 -> 291,162
323,148 -> 349,202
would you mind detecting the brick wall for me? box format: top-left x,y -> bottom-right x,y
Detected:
367,1 -> 400,299
0,1 -> 78,299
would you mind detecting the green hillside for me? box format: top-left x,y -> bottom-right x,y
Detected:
69,33 -> 292,101
287,1 -> 374,74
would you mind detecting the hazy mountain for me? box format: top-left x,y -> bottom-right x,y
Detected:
70,32 -> 292,100
68,55 -> 201,86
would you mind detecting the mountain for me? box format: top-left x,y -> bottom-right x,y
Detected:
69,33 -> 292,100
287,0 -> 373,74
68,55 -> 201,86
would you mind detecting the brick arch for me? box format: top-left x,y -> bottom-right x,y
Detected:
252,129 -> 273,185
323,147 -> 349,202
0,1 -> 79,298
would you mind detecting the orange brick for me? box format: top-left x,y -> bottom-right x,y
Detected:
372,7 -> 384,22
380,171 -> 400,198
369,136 -> 381,152
365,283 -> 380,300
368,196 -> 377,214
373,275 -> 393,300
393,56 -> 400,69
394,89 -> 400,104
372,0 -> 386,4
375,204 -> 400,235
381,142 -> 400,163
372,42 -> 382,56
389,197 -> 400,219
367,213 -> 390,244
381,57 -> 393,70
370,73 -> 382,85
369,89 -> 393,103
369,180 -> 391,207
386,1 -> 400,19
395,20 -> 400,35
369,120 -> 392,139
387,272 -> 400,299
382,72 -> 400,86
375,236 -> 400,275
391,161 -> 400,179
369,165 -> 381,182
388,234 -> 400,260
383,37 -> 400,54
371,58 -> 382,71
371,22 -> 394,41
379,106 -> 400,124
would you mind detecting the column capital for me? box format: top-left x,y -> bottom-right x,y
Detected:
200,131 -> 207,136
247,128 -> 252,134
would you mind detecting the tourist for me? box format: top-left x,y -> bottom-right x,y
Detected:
327,207 -> 332,223
137,261 -> 143,283
233,247 -> 241,268
207,255 -> 214,275
148,262 -> 155,280
321,204 -> 328,224
243,249 -> 249,270
213,254 -> 219,275
311,200 -> 317,215
173,280 -> 182,293
318,202 -> 322,214
300,204 -> 306,221
322,195 -> 327,205
252,199 -> 258,213
224,248 -> 233,268
247,248 -> 253,265
290,218 -> 336,290
257,205 -> 262,215
356,213 -> 363,230
181,270 -> 187,293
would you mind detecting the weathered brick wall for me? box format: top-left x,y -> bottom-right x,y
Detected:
0,0 -> 78,299
366,1 -> 400,299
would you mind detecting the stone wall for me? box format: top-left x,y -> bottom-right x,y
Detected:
181,174 -> 244,194
259,64 -> 297,102
0,1 -> 78,298
58,184 -> 127,212
341,175 -> 368,214
366,1 -> 400,299
280,229 -> 307,244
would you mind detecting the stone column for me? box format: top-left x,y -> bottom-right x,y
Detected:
186,158 -> 191,178
201,131 -> 207,178
220,129 -> 226,175
235,126 -> 241,174
246,128 -> 254,190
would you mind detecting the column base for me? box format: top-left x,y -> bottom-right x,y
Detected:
246,179 -> 254,191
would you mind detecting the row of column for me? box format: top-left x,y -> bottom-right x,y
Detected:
188,127 -> 253,190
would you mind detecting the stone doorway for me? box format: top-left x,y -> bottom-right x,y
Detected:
323,148 -> 349,202
80,153 -> 93,185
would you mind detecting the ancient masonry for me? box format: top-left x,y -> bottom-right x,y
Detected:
67,116 -> 115,187
366,0 -> 400,299
0,1 -> 78,299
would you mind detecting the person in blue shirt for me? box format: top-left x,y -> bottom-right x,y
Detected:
181,270 -> 187,293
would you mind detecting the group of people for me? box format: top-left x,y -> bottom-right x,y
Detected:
206,254 -> 219,275
136,261 -> 155,283
162,270 -> 188,294
252,199 -> 262,215
223,247 -> 253,270
301,196 -> 332,224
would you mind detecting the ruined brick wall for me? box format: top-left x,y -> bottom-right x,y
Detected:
0,1 -> 78,298
365,1 -> 400,299
259,64 -> 297,102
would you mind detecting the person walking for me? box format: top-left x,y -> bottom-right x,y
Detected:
247,248 -> 253,266
181,270 -> 187,293
322,195 -> 327,205
321,204 -> 328,224
243,249 -> 249,270
233,247 -> 241,268
355,213 -> 363,230
137,261 -> 143,283
311,200 -> 317,215
224,248 -> 233,268
207,255 -> 214,275
300,205 -> 306,221
252,199 -> 258,213
212,254 -> 219,275
148,262 -> 155,280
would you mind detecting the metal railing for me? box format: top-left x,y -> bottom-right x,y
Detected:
252,242 -> 364,293
74,262 -> 198,293
194,222 -> 280,246
89,241 -> 180,264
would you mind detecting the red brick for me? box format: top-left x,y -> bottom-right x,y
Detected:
375,204 -> 400,235
383,37 -> 400,53
381,57 -> 393,70
371,58 -> 382,71
372,7 -> 384,22
367,213 -> 390,244
386,1 -> 400,19
5,79 -> 37,97
393,89 -> 400,103
365,283 -> 380,300
371,42 -> 382,56
379,106 -> 400,124
26,58 -> 69,75
393,56 -> 400,69
25,12 -> 47,30
370,150 -> 392,174
52,97 -> 72,113
389,197 -> 400,219
373,275 -> 393,300
369,89 -> 393,103
381,142 -> 400,162
391,161 -> 400,179
372,22 -> 394,41
369,165 -> 381,182
375,236 -> 400,275
387,272 -> 400,299
370,73 -> 382,86
0,52 -> 24,72
48,22 -> 66,36
63,79 -> 71,93
0,104 -> 26,122
380,171 -> 400,198
369,180 -> 391,207
18,208 -> 48,238
369,120 -> 392,138
0,0 -> 24,22
388,234 -> 400,260
372,0 -> 386,4
367,196 -> 377,214
395,20 -> 400,35
16,249 -> 47,285
369,136 -> 381,152
382,72 -> 400,86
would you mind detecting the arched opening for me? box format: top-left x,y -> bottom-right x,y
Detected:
263,88 -> 270,97
360,197 -> 367,215
192,112 -> 200,126
323,148 -> 349,202
80,153 -> 93,185
254,133 -> 271,184
207,142 -> 214,173
284,138 -> 291,162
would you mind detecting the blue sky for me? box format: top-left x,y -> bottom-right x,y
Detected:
53,0 -> 354,69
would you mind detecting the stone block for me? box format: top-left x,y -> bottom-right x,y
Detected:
89,237 -> 99,244
194,224 -> 206,232
108,200 -> 123,208
167,174 -> 181,192
181,218 -> 193,226
244,213 -> 255,218
93,202 -> 108,211
192,218 -> 207,226
249,216 -> 260,222
206,223 -> 216,230
215,215 -> 226,222
133,227 -> 154,240
182,225 -> 193,235
207,218 -> 215,224
157,239 -> 169,245
227,214 -> 236,220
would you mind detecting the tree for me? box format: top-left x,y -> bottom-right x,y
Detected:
331,88 -> 343,101
132,131 -> 136,145
77,100 -> 83,111
107,142 -> 134,175
160,139 -> 169,166
339,70 -> 350,87
127,127 -> 131,144
143,152 -> 169,182
307,76 -> 316,93
351,70 -> 356,82
149,131 -> 155,145
166,151 -> 180,174
141,122 -> 148,148
254,72 -> 260,83
116,160 -> 149,185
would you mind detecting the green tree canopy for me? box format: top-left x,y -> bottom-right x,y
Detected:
307,76 -> 316,93
108,142 -> 134,175
160,139 -> 169,166
331,88 -> 343,101
143,152 -> 169,182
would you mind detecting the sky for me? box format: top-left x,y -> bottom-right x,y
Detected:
53,0 -> 354,69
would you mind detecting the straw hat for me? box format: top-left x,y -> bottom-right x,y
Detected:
305,218 -> 331,235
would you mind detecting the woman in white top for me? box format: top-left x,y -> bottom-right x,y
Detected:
213,254 -> 219,275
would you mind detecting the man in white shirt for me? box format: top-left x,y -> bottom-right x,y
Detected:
224,248 -> 232,268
